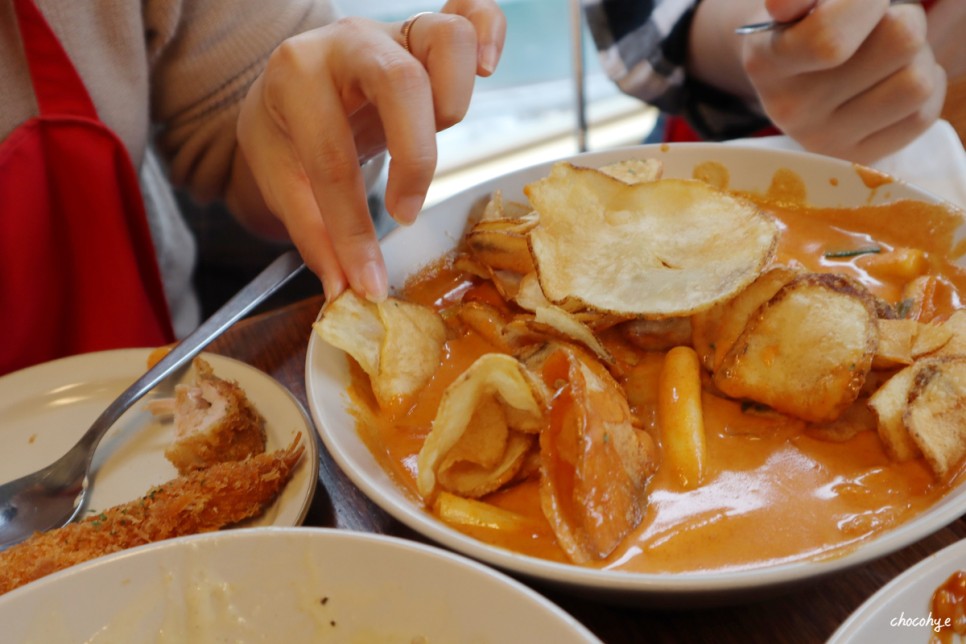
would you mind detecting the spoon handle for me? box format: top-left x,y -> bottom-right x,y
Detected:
75,250 -> 306,459
735,0 -> 921,35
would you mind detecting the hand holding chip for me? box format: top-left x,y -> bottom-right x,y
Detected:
232,0 -> 506,302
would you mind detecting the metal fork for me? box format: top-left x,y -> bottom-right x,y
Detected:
0,250 -> 305,550
736,0 -> 922,35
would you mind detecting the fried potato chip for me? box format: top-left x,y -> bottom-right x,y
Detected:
492,270 -> 527,302
438,429 -> 534,498
531,306 -> 615,366
904,356 -> 966,478
525,163 -> 778,317
314,291 -> 446,410
913,321 -> 954,357
479,189 -> 533,222
538,346 -> 656,562
874,319 -> 954,368
455,301 -> 512,352
694,266 -> 801,373
714,274 -> 878,423
416,353 -> 547,497
598,158 -> 663,185
512,272 -> 552,312
873,319 -> 919,369
933,310 -> 966,357
868,365 -> 922,461
313,290 -> 382,375
452,252 -> 490,279
467,213 -> 539,274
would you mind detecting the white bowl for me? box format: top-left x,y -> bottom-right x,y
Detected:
306,143 -> 966,605
0,527 -> 599,643
828,537 -> 966,643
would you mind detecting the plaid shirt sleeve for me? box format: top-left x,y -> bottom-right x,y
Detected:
582,0 -> 772,140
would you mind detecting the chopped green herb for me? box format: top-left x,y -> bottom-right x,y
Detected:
823,246 -> 882,259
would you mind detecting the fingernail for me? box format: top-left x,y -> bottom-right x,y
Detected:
394,194 -> 424,226
479,44 -> 498,75
322,275 -> 345,302
360,260 -> 388,303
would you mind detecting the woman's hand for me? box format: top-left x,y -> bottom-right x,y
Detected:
741,0 -> 946,163
232,0 -> 506,301
690,0 -> 946,163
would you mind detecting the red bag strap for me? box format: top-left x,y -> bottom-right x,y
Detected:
12,0 -> 99,119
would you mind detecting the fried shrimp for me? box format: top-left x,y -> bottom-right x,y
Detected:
0,436 -> 303,595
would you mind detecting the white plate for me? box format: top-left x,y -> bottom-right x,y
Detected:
0,348 -> 316,529
0,527 -> 601,643
306,143 -> 966,603
829,538 -> 966,643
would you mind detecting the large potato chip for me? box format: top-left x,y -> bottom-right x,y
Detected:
314,291 -> 446,410
416,353 -> 547,497
714,274 -> 878,423
538,346 -> 656,562
525,163 -> 778,317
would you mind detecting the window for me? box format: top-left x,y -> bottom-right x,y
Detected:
353,0 -> 657,205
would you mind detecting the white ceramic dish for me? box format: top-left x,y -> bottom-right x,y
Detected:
0,348 -> 316,528
306,143 -> 966,604
829,538 -> 966,643
0,527 -> 600,643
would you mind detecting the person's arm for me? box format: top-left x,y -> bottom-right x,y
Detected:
688,0 -> 946,163
229,1 -> 506,302
583,0 -> 774,140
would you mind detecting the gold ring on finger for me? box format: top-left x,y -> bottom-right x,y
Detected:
400,11 -> 433,53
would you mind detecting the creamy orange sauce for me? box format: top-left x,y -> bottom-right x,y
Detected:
349,182 -> 966,574
931,570 -> 966,643
855,164 -> 895,190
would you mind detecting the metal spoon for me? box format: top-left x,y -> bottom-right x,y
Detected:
736,0 -> 921,34
0,249 -> 305,550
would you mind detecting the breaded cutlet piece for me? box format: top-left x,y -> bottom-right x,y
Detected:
158,357 -> 267,475
0,436 -> 303,595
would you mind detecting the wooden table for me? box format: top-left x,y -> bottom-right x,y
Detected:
208,292 -> 966,644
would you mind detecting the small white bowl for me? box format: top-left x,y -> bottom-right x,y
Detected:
0,527 -> 599,643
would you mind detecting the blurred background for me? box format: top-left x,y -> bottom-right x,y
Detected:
181,0 -> 657,318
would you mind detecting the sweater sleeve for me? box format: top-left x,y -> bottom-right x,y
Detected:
146,0 -> 338,202
582,0 -> 772,140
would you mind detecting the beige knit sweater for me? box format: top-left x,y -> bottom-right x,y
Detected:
0,0 -> 337,334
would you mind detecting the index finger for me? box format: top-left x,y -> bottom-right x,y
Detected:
767,0 -> 888,74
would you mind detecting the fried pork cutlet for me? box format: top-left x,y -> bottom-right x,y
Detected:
0,436 -> 303,595
150,357 -> 267,475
